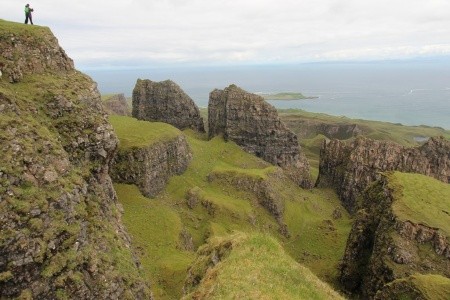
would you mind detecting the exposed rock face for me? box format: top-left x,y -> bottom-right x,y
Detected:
0,23 -> 150,299
103,93 -> 130,116
111,134 -> 192,197
132,79 -> 205,132
339,174 -> 450,299
316,136 -> 450,212
208,84 -> 312,188
0,24 -> 73,83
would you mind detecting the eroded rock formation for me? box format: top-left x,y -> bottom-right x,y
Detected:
316,136 -> 450,212
339,174 -> 450,298
103,93 -> 130,116
132,79 -> 205,132
208,84 -> 312,188
0,22 -> 150,299
111,134 -> 192,197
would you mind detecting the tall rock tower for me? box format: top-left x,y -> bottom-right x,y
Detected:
132,79 -> 205,132
208,84 -> 312,188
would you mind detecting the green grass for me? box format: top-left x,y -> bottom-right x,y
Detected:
278,109 -> 450,143
115,184 -> 194,299
381,273 -> 450,300
389,172 -> 450,237
109,115 -> 182,149
110,118 -> 352,298
183,232 -> 344,300
410,274 -> 450,299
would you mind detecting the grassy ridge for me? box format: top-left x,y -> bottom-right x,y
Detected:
183,233 -> 344,300
115,184 -> 194,299
390,172 -> 450,237
109,115 -> 181,149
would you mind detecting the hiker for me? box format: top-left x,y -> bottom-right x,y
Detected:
24,4 -> 34,25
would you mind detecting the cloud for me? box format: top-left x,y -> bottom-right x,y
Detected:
2,0 -> 450,68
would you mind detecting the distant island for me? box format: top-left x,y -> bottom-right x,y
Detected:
259,92 -> 318,100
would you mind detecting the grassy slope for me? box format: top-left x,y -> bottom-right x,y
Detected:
111,117 -> 351,299
109,115 -> 181,149
382,273 -> 450,300
183,233 -> 344,300
409,274 -> 450,299
389,172 -> 450,237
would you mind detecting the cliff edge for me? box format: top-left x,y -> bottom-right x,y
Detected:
0,20 -> 150,299
208,84 -> 312,188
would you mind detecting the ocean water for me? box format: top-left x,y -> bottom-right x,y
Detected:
84,60 -> 450,129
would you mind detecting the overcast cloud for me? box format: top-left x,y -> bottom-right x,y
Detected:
2,0 -> 450,69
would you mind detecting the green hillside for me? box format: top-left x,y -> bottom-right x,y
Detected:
183,233 -> 344,299
111,116 -> 351,299
389,172 -> 450,237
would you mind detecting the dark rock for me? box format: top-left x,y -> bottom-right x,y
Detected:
132,79 -> 205,132
316,136 -> 450,213
111,134 -> 192,198
208,84 -> 312,188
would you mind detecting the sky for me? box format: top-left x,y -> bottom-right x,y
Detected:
2,0 -> 450,69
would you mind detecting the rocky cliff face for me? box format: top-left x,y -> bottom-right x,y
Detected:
111,134 -> 192,198
208,84 -> 312,188
316,136 -> 450,212
132,79 -> 205,132
339,173 -> 450,299
103,93 -> 130,116
0,22 -> 150,299
0,22 -> 74,83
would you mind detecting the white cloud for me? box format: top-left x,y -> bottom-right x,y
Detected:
2,0 -> 450,68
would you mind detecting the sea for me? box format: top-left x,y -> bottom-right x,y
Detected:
83,60 -> 450,130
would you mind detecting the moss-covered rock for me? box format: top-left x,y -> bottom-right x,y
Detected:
0,20 -> 150,299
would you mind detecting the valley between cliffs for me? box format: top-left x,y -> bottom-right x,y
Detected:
1,19 -> 450,300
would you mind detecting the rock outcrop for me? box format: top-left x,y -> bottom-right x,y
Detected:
132,79 -> 205,132
339,173 -> 450,299
103,93 -> 130,116
111,133 -> 192,198
208,84 -> 312,188
0,23 -> 74,83
316,136 -> 450,212
0,22 -> 150,299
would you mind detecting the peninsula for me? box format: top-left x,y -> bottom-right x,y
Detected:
260,92 -> 318,100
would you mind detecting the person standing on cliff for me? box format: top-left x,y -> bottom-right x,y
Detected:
24,4 -> 34,25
